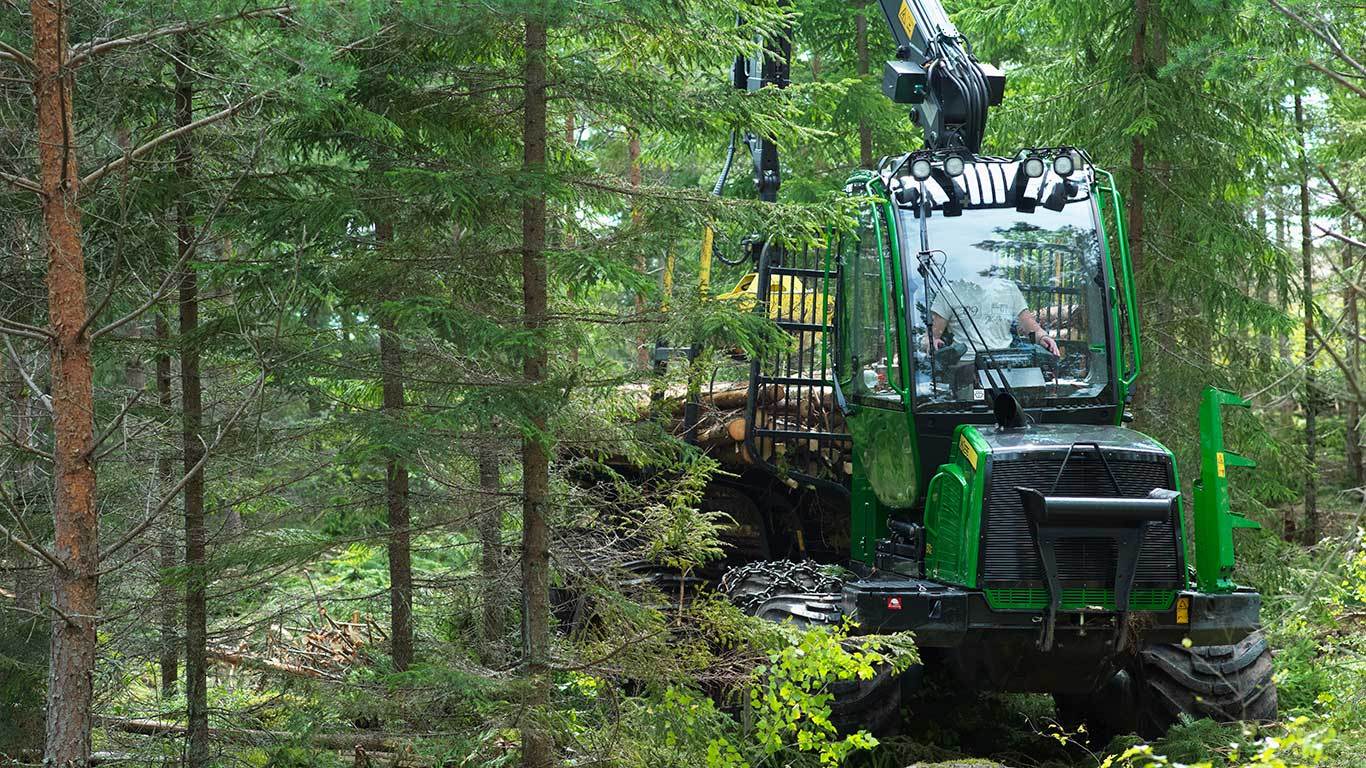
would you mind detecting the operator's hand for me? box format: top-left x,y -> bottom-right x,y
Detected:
924,334 -> 944,352
1038,334 -> 1060,356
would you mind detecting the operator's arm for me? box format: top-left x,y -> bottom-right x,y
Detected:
1017,310 -> 1060,356
924,313 -> 947,350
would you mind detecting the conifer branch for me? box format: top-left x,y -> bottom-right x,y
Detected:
67,5 -> 293,67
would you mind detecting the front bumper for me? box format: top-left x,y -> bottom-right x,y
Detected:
841,576 -> 1261,648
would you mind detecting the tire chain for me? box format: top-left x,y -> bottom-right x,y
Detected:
719,560 -> 844,615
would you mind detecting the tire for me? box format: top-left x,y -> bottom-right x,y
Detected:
1054,668 -> 1138,746
828,663 -> 903,736
720,560 -> 903,736
1135,629 -> 1278,738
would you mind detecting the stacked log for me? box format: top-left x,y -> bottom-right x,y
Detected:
659,383 -> 852,481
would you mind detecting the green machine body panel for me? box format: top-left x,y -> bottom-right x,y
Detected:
924,425 -> 989,587
849,408 -> 917,562
1193,386 -> 1261,593
849,406 -> 920,509
921,422 -> 1188,611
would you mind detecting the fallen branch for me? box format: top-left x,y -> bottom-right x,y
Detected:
99,717 -> 405,753
206,646 -> 335,680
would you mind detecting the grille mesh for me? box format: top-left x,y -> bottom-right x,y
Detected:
982,454 -> 1182,588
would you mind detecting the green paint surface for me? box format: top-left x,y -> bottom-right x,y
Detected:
1193,386 -> 1261,592
848,405 -> 919,510
924,425 -> 989,587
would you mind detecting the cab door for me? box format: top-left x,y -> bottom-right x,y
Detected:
838,194 -> 921,561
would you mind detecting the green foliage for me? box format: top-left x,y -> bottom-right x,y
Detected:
1103,717 -> 1332,768
0,614 -> 46,754
748,620 -> 917,765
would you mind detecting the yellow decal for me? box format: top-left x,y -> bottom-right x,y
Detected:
1216,451 -> 1226,478
898,1 -> 917,41
1176,595 -> 1190,625
959,435 -> 978,470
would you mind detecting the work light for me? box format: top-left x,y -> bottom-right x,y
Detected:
910,158 -> 933,180
1052,154 -> 1074,177
1022,157 -> 1045,178
944,156 -> 966,177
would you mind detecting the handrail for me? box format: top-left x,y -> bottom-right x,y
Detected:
1095,168 -> 1142,391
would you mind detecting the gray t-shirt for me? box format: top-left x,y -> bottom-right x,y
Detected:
930,277 -> 1027,360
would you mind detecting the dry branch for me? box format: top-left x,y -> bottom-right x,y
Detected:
99,717 -> 405,752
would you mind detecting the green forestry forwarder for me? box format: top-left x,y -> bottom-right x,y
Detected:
651,0 -> 1277,740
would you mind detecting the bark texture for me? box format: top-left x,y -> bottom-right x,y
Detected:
377,220 -> 413,672
174,42 -> 210,768
520,15 -> 554,768
1344,216 -> 1363,486
1126,0 -> 1149,409
33,2 -> 99,764
1295,92 -> 1318,545
155,312 -> 178,696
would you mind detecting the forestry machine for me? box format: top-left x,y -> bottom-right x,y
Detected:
679,0 -> 1278,739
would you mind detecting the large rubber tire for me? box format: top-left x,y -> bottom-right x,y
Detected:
1135,629 -> 1278,738
1053,668 -> 1138,746
828,663 -> 904,737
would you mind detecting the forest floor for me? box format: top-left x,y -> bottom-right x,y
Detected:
42,492 -> 1365,768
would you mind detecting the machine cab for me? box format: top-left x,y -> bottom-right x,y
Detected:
837,149 -> 1140,510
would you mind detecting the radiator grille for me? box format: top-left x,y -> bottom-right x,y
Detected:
981,453 -> 1182,589
984,587 -> 1175,611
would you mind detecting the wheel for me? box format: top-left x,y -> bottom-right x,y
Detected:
720,560 -> 903,736
1053,669 -> 1138,746
828,663 -> 903,736
1054,630 -> 1277,742
1135,629 -> 1278,738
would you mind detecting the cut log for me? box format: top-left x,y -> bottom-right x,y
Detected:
706,388 -> 750,410
725,417 -> 747,442
713,442 -> 753,466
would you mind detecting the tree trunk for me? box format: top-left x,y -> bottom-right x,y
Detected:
477,444 -> 503,665
1256,203 -> 1272,368
1277,191 -> 1294,430
155,311 -> 178,696
1295,92 -> 1318,545
564,116 -> 578,367
175,41 -> 210,768
856,1 -> 873,170
33,2 -> 99,764
377,221 -> 413,672
521,15 -> 554,768
1126,0 -> 1148,408
1344,213 -> 1363,486
629,128 -> 648,369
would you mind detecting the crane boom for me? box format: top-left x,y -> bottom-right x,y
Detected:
732,0 -> 1004,205
875,0 -> 1004,152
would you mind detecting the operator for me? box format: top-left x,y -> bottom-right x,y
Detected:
923,264 -> 1060,359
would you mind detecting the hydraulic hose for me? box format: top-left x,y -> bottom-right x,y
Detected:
713,130 -> 737,196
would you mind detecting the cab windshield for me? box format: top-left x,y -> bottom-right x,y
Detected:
896,200 -> 1111,409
